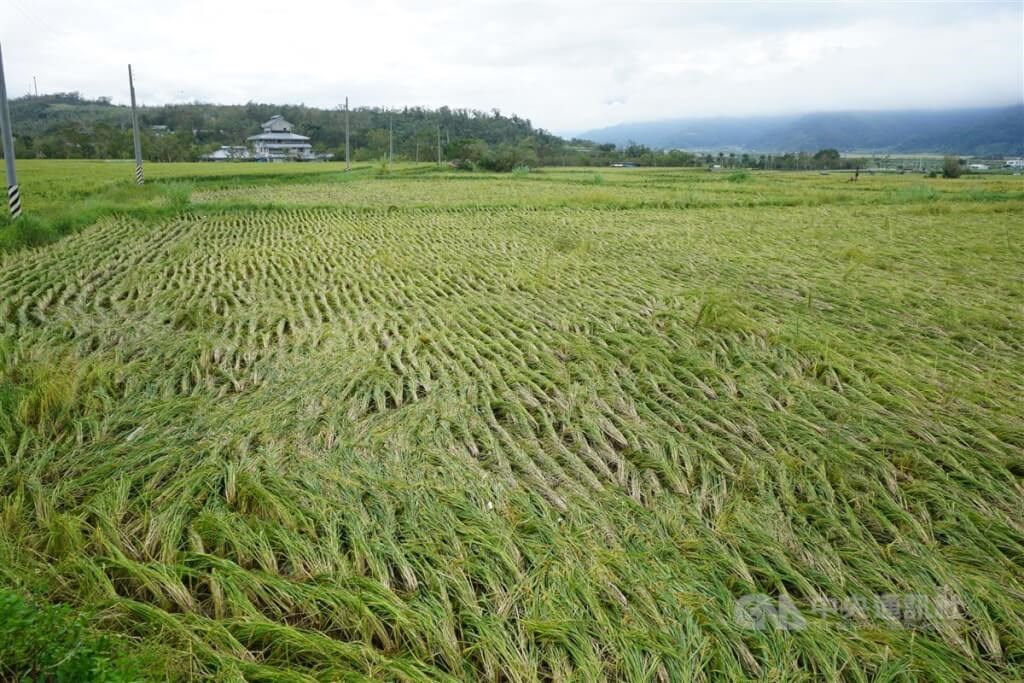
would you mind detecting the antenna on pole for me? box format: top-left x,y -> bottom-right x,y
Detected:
344,96 -> 350,171
128,64 -> 144,185
0,41 -> 21,219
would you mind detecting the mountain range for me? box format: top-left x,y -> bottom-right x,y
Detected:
578,105 -> 1024,156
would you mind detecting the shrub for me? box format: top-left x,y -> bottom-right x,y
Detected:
161,182 -> 193,212
942,156 -> 962,179
0,589 -> 143,681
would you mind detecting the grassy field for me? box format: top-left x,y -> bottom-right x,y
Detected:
1,161 -> 1022,681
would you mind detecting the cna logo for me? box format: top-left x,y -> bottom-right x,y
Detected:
733,594 -> 808,631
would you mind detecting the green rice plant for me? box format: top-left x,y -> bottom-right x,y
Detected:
0,161 -> 1021,680
893,183 -> 939,203
160,181 -> 194,213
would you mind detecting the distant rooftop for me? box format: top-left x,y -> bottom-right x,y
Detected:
247,131 -> 310,142
261,115 -> 295,133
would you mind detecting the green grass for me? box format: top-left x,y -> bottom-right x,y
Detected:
0,162 -> 1022,680
0,588 -> 156,681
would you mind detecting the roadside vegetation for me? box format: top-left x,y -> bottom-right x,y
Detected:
0,162 -> 1021,680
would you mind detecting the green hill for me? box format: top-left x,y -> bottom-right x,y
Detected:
6,92 -> 567,163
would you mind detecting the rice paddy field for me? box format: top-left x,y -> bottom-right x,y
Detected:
1,160 -> 1022,681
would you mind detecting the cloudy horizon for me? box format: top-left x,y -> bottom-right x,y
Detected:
3,0 -> 1022,135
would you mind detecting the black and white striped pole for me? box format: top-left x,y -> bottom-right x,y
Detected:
128,64 -> 144,185
0,41 -> 21,219
344,96 -> 350,172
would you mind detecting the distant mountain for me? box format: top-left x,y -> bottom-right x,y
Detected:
579,106 -> 1024,155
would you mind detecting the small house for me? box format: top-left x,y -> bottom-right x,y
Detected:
204,145 -> 251,161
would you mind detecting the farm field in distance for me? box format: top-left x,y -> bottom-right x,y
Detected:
0,161 -> 1022,680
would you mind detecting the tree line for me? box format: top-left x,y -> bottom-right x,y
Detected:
7,93 -> 873,170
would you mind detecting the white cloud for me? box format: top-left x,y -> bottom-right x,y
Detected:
2,0 -> 1021,133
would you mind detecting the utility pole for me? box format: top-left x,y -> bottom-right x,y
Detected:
0,41 -> 21,219
344,96 -> 350,171
32,76 -> 37,97
415,125 -> 419,163
436,123 -> 441,167
128,64 -> 144,185
388,110 -> 393,168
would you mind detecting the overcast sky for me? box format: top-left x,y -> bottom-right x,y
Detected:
3,0 -> 1022,133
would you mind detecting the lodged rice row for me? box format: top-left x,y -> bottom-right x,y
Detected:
0,192 -> 1022,680
190,169 -> 1024,211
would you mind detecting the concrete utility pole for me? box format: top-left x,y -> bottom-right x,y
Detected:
32,76 -> 37,97
415,125 -> 419,163
0,41 -> 20,219
128,64 -> 144,185
388,110 -> 393,168
344,96 -> 350,171
436,123 -> 441,167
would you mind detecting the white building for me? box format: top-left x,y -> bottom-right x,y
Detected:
968,163 -> 989,171
247,115 -> 315,161
1005,159 -> 1024,168
204,145 -> 251,161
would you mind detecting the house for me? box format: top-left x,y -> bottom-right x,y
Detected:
203,145 -> 251,161
1005,159 -> 1024,168
247,115 -> 316,161
968,163 -> 989,171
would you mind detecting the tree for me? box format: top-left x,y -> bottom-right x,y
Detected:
813,148 -> 841,168
447,138 -> 489,166
942,156 -> 962,178
365,129 -> 389,159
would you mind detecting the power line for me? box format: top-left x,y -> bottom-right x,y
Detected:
8,0 -> 71,47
